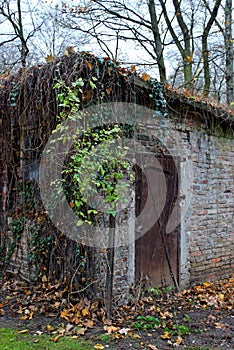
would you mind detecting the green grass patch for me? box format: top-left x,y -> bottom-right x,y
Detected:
0,328 -> 93,350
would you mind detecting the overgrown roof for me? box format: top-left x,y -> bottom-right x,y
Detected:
0,52 -> 233,136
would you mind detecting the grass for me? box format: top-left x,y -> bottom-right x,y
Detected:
0,328 -> 94,350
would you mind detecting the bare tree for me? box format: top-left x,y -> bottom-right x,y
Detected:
201,0 -> 222,97
224,0 -> 234,105
0,0 -> 44,68
59,0 -> 224,95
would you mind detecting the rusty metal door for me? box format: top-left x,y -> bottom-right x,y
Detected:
135,155 -> 180,288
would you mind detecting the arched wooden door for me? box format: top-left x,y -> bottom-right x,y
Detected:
135,154 -> 180,288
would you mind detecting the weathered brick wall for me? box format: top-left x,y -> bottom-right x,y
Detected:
109,114 -> 233,294
187,132 -> 233,285
3,111 -> 233,297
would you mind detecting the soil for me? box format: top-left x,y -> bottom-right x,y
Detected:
0,276 -> 233,350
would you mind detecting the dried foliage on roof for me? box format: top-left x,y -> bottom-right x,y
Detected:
164,85 -> 234,135
0,51 -> 233,135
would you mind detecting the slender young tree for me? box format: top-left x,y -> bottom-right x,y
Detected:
201,0 -> 222,97
224,0 -> 234,105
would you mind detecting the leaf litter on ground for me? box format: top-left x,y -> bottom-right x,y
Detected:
0,274 -> 233,348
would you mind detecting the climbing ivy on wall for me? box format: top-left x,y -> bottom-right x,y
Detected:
0,52 -> 168,288
51,78 -> 134,225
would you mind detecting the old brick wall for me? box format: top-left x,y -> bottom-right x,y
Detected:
187,132 -> 233,284
108,113 -> 233,296
1,105 -> 233,297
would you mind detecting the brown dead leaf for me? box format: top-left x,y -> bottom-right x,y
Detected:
60,309 -> 70,321
17,329 -> 29,334
41,275 -> 47,283
84,320 -> 94,328
19,315 -> 28,320
76,327 -> 86,335
45,54 -> 54,63
0,309 -> 5,316
50,334 -> 63,342
133,333 -> 141,339
47,325 -> 54,332
160,311 -> 173,319
160,331 -> 171,339
65,323 -> 74,333
104,325 -> 119,333
215,322 -> 227,329
105,87 -> 112,95
81,308 -> 89,317
176,336 -> 183,345
86,61 -> 92,69
148,345 -> 159,350
94,344 -> 104,350
142,72 -> 151,81
82,89 -> 93,101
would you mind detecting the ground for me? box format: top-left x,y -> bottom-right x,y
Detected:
0,275 -> 233,350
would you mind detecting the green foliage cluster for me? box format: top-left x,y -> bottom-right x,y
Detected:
51,78 -> 134,226
132,315 -> 190,336
5,217 -> 25,267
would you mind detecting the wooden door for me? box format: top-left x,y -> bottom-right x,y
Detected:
135,155 -> 180,288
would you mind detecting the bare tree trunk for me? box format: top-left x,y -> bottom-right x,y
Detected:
148,0 -> 166,83
172,0 -> 193,86
202,0 -> 222,97
224,0 -> 234,105
17,0 -> 29,67
159,0 -> 193,87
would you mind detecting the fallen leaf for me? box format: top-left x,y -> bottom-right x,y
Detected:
34,331 -> 43,336
41,275 -> 47,283
133,333 -> 141,339
76,327 -> 86,335
176,336 -> 183,345
85,320 -> 94,328
0,309 -> 5,316
19,315 -> 28,321
118,328 -> 131,335
160,331 -> 171,339
81,308 -> 89,317
148,345 -> 159,350
50,335 -> 63,342
47,325 -> 54,332
65,323 -> 74,333
60,309 -> 70,321
104,325 -> 119,333
17,329 -> 29,334
94,344 -> 104,350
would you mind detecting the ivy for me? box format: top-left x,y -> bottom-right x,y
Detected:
52,78 -> 134,226
150,79 -> 168,117
5,217 -> 25,267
